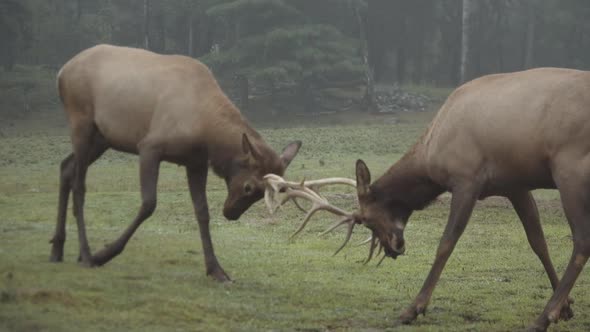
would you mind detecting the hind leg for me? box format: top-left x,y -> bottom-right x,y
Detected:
528,168 -> 590,331
50,153 -> 75,262
508,191 -> 573,321
50,138 -> 108,263
66,121 -> 109,266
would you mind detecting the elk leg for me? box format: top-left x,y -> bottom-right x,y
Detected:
51,128 -> 108,263
91,148 -> 160,266
508,191 -> 573,321
186,163 -> 231,282
70,123 -> 109,266
528,180 -> 590,331
400,184 -> 479,324
50,154 -> 74,262
529,249 -> 588,331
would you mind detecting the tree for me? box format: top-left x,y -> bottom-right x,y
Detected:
523,0 -> 537,69
460,0 -> 473,83
0,0 -> 32,71
203,0 -> 364,113
143,0 -> 151,49
353,0 -> 376,112
367,0 -> 395,82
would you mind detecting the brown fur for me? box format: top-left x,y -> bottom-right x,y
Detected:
354,68 -> 590,330
49,44 -> 301,282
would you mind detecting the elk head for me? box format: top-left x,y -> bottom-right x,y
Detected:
223,134 -> 301,220
354,159 -> 408,260
263,160 -> 408,264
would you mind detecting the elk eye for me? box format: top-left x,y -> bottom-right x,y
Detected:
244,183 -> 253,194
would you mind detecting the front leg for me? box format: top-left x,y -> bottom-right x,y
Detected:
400,184 -> 479,323
186,164 -> 231,282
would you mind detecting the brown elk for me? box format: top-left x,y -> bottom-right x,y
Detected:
265,68 -> 590,331
49,44 -> 301,282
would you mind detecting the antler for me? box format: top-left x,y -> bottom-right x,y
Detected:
263,174 -> 358,255
263,174 -> 390,265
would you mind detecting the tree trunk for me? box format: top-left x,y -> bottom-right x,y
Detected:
188,14 -> 194,57
354,1 -> 377,112
460,0 -> 473,83
412,20 -> 425,84
76,0 -> 82,22
395,10 -> 407,84
493,5 -> 505,73
367,0 -> 393,82
396,47 -> 406,84
143,0 -> 150,50
523,1 -> 536,69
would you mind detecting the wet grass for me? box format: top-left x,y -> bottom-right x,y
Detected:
1,110 -> 589,332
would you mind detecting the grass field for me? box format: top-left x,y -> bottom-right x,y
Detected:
1,108 -> 588,332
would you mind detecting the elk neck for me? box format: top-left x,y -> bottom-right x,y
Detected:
371,146 -> 445,211
204,96 -> 281,179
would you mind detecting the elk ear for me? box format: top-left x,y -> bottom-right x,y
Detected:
356,159 -> 371,198
242,133 -> 261,161
280,140 -> 302,169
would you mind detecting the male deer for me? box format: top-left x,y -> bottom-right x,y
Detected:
265,68 -> 590,331
50,44 -> 301,282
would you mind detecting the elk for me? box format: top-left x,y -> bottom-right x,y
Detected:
49,44 -> 301,282
265,68 -> 590,331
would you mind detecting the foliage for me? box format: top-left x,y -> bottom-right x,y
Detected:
0,65 -> 57,119
203,0 -> 363,95
203,23 -> 362,83
1,0 -> 590,115
0,0 -> 32,70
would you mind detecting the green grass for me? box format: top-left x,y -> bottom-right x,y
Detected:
1,110 -> 589,332
401,84 -> 455,103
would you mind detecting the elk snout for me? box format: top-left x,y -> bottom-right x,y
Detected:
223,193 -> 261,220
223,208 -> 241,221
384,231 -> 406,259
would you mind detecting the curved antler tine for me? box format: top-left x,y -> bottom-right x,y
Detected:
356,236 -> 373,247
332,218 -> 356,256
264,189 -> 274,214
299,185 -> 324,202
376,242 -> 383,257
291,197 -> 308,213
263,173 -> 357,255
319,203 -> 351,217
263,174 -> 281,190
363,234 -> 378,265
281,188 -> 349,217
297,178 -> 357,188
319,216 -> 351,236
278,193 -> 292,206
289,204 -> 324,239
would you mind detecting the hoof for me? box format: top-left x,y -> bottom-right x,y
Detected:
49,252 -> 63,262
49,241 -> 64,262
559,297 -> 574,321
399,304 -> 426,324
546,297 -> 574,324
207,267 -> 231,283
77,254 -> 97,268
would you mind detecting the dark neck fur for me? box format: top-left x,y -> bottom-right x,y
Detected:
371,150 -> 444,211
